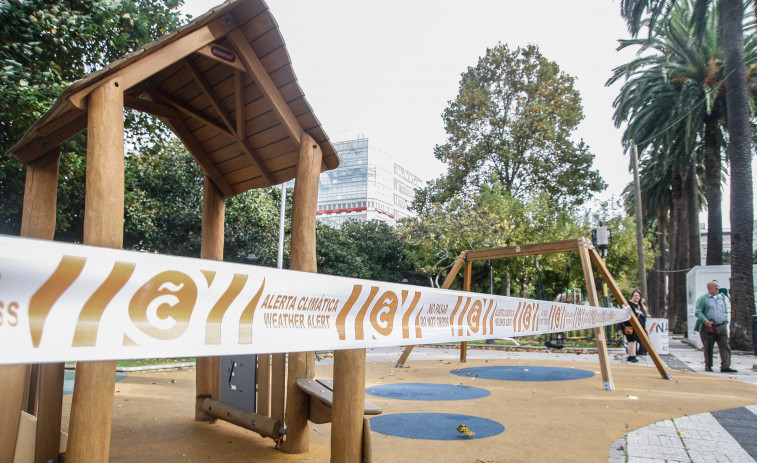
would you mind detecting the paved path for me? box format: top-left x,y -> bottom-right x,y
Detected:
609,337 -> 757,462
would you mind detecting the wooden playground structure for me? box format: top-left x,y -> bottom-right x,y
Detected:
395,238 -> 671,389
0,1 -> 371,462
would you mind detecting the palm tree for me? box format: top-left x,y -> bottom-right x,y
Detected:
609,2 -> 720,331
638,151 -> 674,318
617,0 -> 756,347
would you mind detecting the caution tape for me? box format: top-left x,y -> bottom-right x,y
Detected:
0,235 -> 631,364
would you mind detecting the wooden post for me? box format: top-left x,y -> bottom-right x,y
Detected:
196,176 -> 226,420
67,78 -> 124,462
588,248 -> 671,380
460,261 -> 472,363
281,133 -> 321,454
395,252 -> 466,367
0,365 -> 28,463
577,238 -> 614,391
23,149 -> 64,463
257,354 -> 271,416
331,349 -> 366,463
0,149 -> 61,463
270,353 -> 286,422
34,364 -> 64,463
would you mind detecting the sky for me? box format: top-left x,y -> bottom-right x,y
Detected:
180,0 -> 753,226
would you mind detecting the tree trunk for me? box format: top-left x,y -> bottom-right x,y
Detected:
685,155 -> 701,269
650,206 -> 668,318
669,174 -> 688,334
722,0 -> 755,350
703,113 -> 724,265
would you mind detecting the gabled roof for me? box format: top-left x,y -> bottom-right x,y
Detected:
5,0 -> 339,197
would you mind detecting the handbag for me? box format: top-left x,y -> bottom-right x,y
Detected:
624,325 -> 634,335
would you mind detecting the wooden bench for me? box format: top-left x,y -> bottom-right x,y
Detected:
296,379 -> 381,425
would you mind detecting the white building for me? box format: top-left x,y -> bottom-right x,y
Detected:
288,138 -> 424,227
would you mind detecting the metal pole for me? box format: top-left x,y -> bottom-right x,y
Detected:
632,144 -> 648,297
277,183 -> 286,269
486,260 -> 495,344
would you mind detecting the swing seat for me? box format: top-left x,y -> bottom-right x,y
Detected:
545,332 -> 565,349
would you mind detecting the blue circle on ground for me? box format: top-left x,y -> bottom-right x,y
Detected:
366,383 -> 490,401
450,366 -> 594,382
370,413 -> 504,440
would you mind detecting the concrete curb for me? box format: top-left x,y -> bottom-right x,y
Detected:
65,362 -> 196,372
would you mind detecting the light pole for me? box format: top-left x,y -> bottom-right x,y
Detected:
277,183 -> 286,269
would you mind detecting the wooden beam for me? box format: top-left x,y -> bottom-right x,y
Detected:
153,91 -> 232,138
12,114 -> 87,163
184,58 -> 238,134
396,251 -> 467,367
202,399 -> 282,438
460,261 -> 472,363
196,44 -> 248,72
576,238 -> 614,391
281,133 -> 321,454
67,77 -> 124,463
184,58 -> 276,185
226,29 -> 304,146
67,15 -> 236,110
235,70 -> 245,136
124,95 -> 181,120
442,252 -> 468,289
464,239 -> 580,262
153,103 -> 235,198
589,247 -> 671,380
37,108 -> 86,137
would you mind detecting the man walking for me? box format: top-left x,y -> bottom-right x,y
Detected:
695,280 -> 737,373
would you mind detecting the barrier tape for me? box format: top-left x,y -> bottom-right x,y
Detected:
0,235 -> 631,364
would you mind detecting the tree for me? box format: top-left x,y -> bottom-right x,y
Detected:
403,185 -> 587,296
316,220 -> 422,283
620,0 -> 756,348
123,139 -> 283,264
0,0 -> 187,235
427,43 -> 606,208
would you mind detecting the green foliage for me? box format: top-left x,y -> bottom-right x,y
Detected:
402,185 -> 584,295
0,0 -> 188,154
124,140 -> 282,265
0,0 -> 188,237
316,223 -> 370,279
317,219 -> 422,283
582,200 -> 655,294
428,43 -> 606,208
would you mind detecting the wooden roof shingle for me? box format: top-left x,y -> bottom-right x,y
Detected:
5,0 -> 339,197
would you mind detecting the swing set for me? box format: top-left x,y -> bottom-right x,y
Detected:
396,237 -> 670,390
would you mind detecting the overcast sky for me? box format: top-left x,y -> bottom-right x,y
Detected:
181,0 -> 753,226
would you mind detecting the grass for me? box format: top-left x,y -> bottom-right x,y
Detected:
466,336 -> 615,349
66,358 -> 195,368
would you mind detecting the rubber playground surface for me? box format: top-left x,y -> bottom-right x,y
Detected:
58,346 -> 757,463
